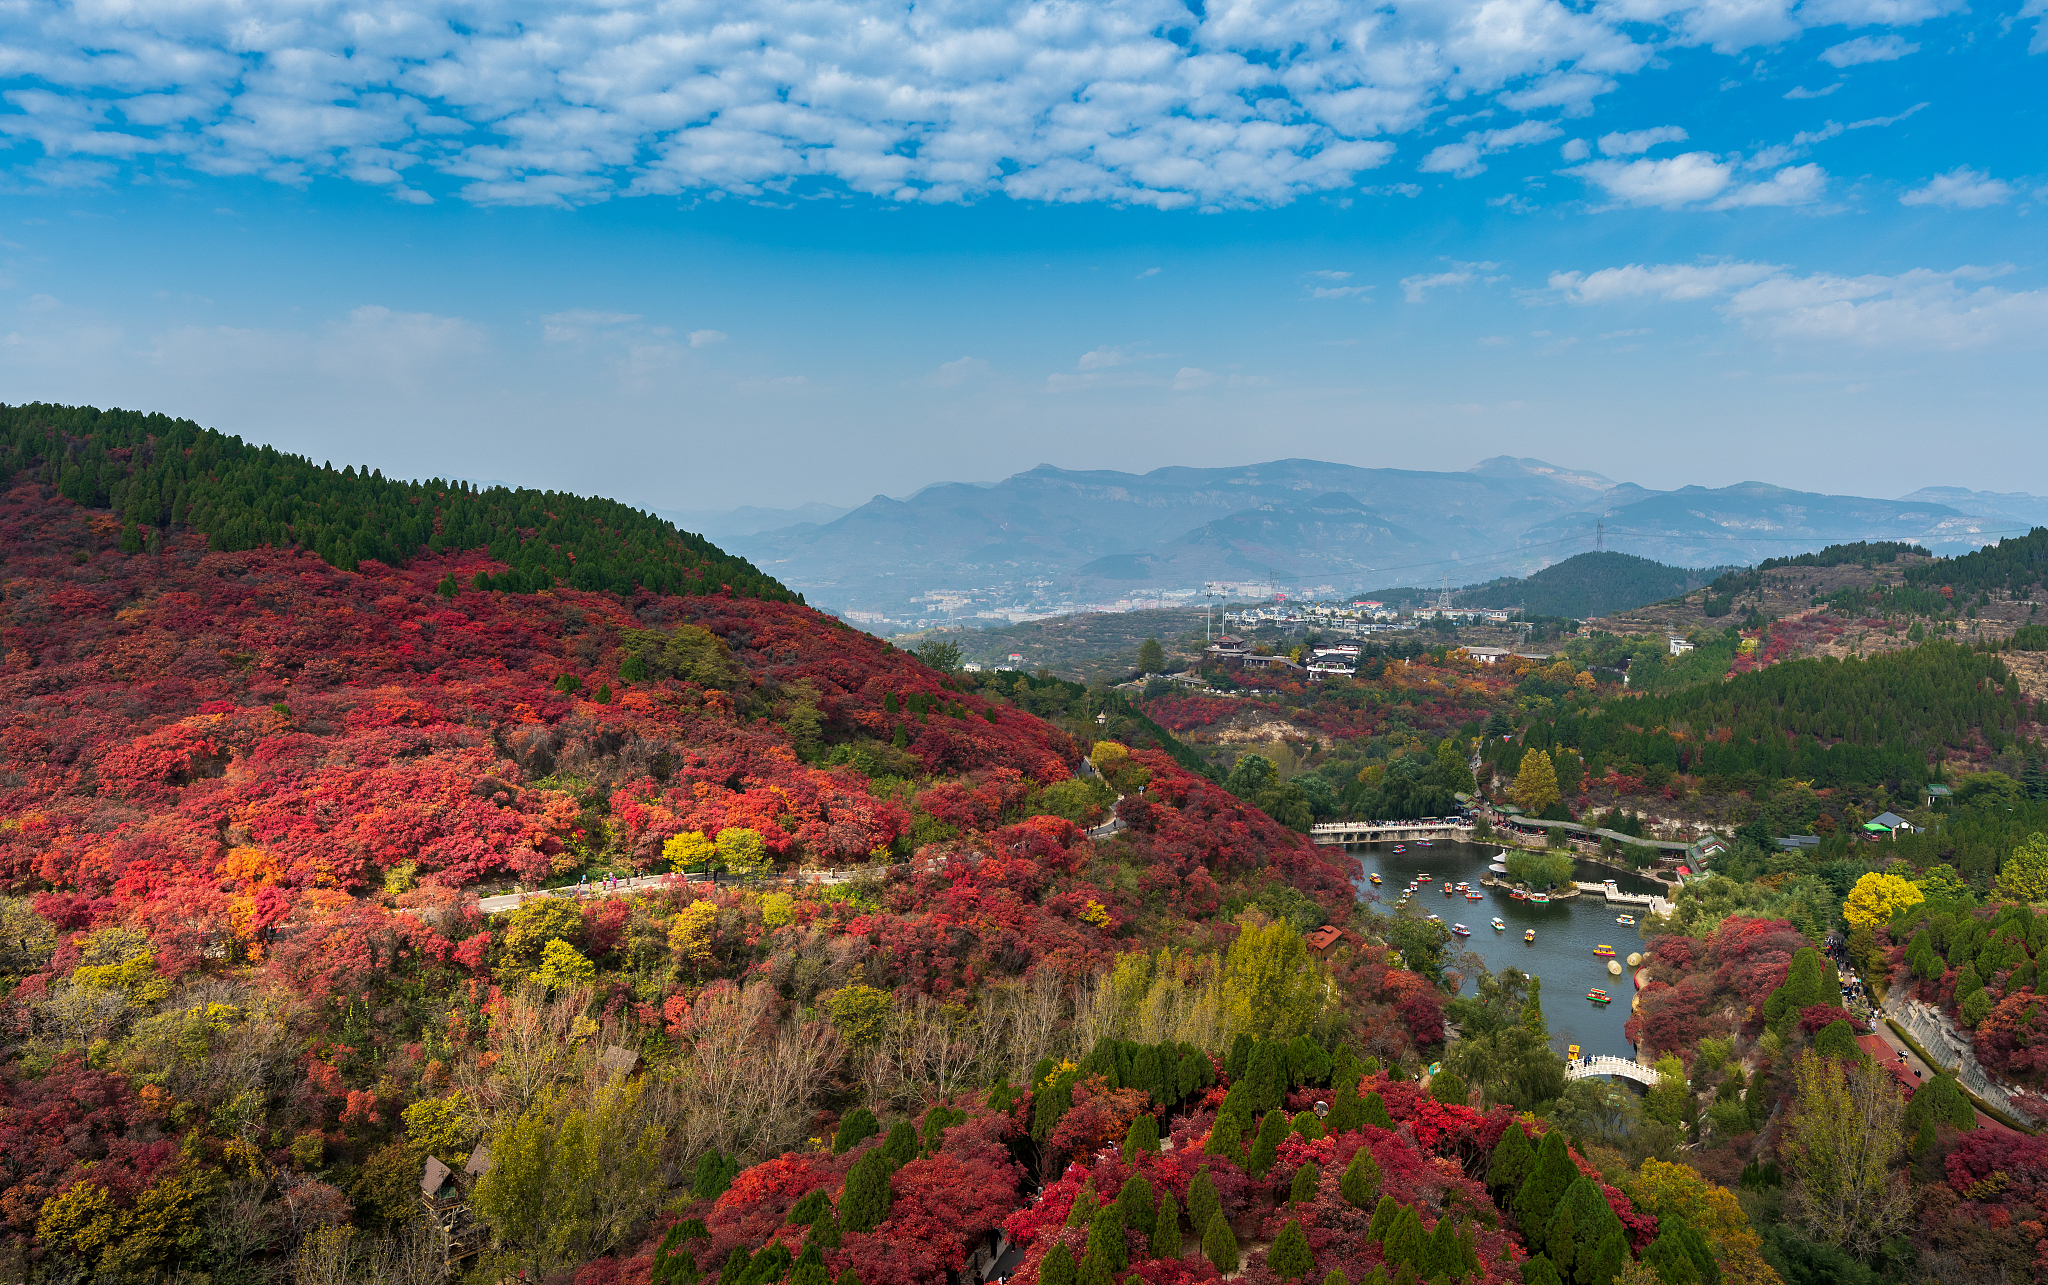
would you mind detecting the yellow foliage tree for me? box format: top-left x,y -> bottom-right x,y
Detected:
1626,1158 -> 1781,1285
1997,833 -> 2048,904
667,901 -> 718,975
1842,872 -> 1924,927
662,830 -> 717,871
1510,749 -> 1561,815
716,827 -> 770,875
1220,919 -> 1326,1042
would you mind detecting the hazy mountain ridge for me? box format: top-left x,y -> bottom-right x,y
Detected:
724,459 -> 2044,621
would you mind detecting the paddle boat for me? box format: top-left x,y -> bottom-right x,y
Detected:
1524,929 -> 1536,942
1426,913 -> 1442,923
1491,917 -> 1506,931
1593,944 -> 1616,958
1466,890 -> 1484,901
1586,989 -> 1612,1005
1528,892 -> 1550,904
1452,923 -> 1471,937
1615,914 -> 1635,926
1392,844 -> 1406,853
1417,873 -> 1432,882
1510,889 -> 1528,901
1369,873 -> 1383,884
1417,839 -> 1433,847
1444,884 -> 1456,896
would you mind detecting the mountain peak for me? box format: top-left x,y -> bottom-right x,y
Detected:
1469,456 -> 1615,491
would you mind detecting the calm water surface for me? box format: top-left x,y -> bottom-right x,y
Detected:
1347,840 -> 1665,1061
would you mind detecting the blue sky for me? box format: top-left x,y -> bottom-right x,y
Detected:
2,0 -> 2043,515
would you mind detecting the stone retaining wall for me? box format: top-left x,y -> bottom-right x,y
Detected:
1884,995 -> 2042,1128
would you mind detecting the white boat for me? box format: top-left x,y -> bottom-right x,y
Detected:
1491,918 -> 1506,931
1616,914 -> 1636,926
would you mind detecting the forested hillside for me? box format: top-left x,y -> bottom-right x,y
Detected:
1457,552 -> 1722,620
0,402 -> 794,601
7,405 -> 2048,1285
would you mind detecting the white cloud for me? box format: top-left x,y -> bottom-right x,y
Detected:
1783,83 -> 1844,98
1552,258 -> 2048,350
688,330 -> 727,347
1567,153 -> 1825,208
2024,0 -> 2048,54
1402,271 -> 1475,302
1077,345 -> 1161,370
1136,268 -> 1161,279
1171,367 -> 1213,390
926,356 -> 991,386
1900,166 -> 2015,208
1567,153 -> 1734,206
543,309 -> 640,343
1420,121 -> 1563,178
1549,261 -> 1782,302
1598,126 -> 1688,156
1820,33 -> 1921,65
1709,162 -> 1827,208
1560,139 -> 1591,161
0,0 -> 1924,209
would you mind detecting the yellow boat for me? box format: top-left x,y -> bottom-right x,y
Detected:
1593,944 -> 1615,957
1370,873 -> 1382,884
1524,929 -> 1536,942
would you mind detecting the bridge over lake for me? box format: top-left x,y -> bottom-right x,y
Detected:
1565,1055 -> 1674,1088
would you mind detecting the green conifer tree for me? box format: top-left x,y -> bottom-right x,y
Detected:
1188,1166 -> 1222,1241
1076,1249 -> 1112,1285
1380,1205 -> 1423,1271
1118,1174 -> 1155,1237
1419,1216 -> 1458,1281
1582,1229 -> 1627,1285
1088,1205 -> 1128,1272
880,1119 -> 919,1166
1366,1195 -> 1399,1243
1429,1071 -> 1468,1107
840,1150 -> 894,1233
1205,1111 -> 1243,1160
1249,1042 -> 1287,1113
1325,1085 -> 1360,1134
1514,1130 -> 1576,1230
788,1244 -> 829,1285
1522,977 -> 1548,1044
1152,1191 -> 1182,1260
1643,1215 -> 1719,1285
788,1189 -> 832,1227
833,1108 -> 880,1155
1203,1213 -> 1239,1275
741,1242 -> 792,1285
805,1216 -> 841,1251
836,1271 -> 861,1285
1291,1110 -> 1327,1141
1341,1145 -> 1382,1208
1291,1161 -> 1321,1205
1226,1033 -> 1256,1081
1486,1124 -> 1534,1193
1038,1245 -> 1077,1285
716,1248 -> 749,1285
1361,1092 -> 1395,1129
1544,1178 -> 1624,1285
1270,1219 -> 1315,1281
1249,1109 -> 1289,1178
1124,1112 -> 1161,1160
1519,1256 -> 1564,1285
1323,1272 -> 1348,1285
1066,1177 -> 1098,1227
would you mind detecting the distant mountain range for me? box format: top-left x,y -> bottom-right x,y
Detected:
706,458 -> 2043,623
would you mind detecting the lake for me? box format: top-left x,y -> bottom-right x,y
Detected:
1345,839 -> 1665,1061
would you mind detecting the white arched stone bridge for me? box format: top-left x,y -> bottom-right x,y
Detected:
1565,1056 -> 1675,1088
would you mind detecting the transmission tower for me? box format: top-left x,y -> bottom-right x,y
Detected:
1596,521 -> 1605,552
